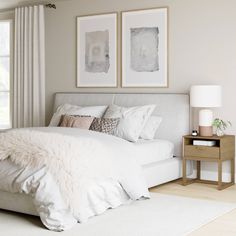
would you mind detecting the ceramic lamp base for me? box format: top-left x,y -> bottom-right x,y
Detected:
199,126 -> 213,136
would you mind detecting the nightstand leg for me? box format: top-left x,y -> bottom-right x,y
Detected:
183,158 -> 187,185
197,161 -> 201,180
231,158 -> 235,184
218,160 -> 222,190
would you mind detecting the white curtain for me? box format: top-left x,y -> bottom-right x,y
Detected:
13,5 -> 45,128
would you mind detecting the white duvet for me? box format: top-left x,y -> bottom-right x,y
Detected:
0,127 -> 149,231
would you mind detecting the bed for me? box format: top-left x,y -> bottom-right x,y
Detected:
0,93 -> 193,230
51,93 -> 193,187
134,139 -> 192,187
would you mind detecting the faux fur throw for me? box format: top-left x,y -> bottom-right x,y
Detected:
0,129 -> 118,216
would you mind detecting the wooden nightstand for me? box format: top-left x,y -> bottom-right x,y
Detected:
182,135 -> 235,190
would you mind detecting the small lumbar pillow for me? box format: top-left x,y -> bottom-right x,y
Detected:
89,117 -> 120,135
58,115 -> 94,129
139,116 -> 162,140
104,104 -> 156,142
49,104 -> 108,126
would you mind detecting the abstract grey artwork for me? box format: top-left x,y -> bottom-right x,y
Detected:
85,30 -> 110,73
130,27 -> 159,72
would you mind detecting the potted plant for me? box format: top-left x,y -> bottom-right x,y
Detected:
212,118 -> 232,136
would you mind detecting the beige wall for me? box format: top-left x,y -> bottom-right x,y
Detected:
45,0 -> 236,124
45,0 -> 236,178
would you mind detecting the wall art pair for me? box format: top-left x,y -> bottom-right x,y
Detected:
77,8 -> 168,88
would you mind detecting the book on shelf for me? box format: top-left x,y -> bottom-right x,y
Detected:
193,140 -> 217,146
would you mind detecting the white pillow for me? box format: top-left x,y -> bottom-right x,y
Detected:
139,116 -> 162,140
104,104 -> 155,142
49,104 -> 108,126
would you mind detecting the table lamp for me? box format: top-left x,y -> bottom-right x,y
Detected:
190,85 -> 222,136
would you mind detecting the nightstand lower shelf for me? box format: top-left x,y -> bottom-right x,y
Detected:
182,158 -> 235,190
183,177 -> 235,190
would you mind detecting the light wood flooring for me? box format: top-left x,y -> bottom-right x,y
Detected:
150,179 -> 236,236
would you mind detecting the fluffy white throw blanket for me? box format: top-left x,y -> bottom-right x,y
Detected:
0,130 -> 113,213
0,129 -> 149,219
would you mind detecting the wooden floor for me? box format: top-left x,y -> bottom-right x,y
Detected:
150,179 -> 236,236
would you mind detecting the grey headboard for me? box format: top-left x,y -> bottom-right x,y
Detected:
54,93 -> 190,157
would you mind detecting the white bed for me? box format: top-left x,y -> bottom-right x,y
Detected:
0,93 -> 193,229
133,139 -> 192,187
48,92 -> 192,186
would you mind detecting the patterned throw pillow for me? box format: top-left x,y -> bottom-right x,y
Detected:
89,117 -> 120,135
58,115 -> 94,129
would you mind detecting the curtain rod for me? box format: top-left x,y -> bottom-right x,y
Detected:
0,3 -> 56,13
45,4 -> 56,9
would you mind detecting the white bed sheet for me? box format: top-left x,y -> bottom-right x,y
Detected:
133,139 -> 174,166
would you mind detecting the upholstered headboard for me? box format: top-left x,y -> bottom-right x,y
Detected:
53,93 -> 190,157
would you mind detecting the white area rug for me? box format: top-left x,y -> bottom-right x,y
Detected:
0,193 -> 235,236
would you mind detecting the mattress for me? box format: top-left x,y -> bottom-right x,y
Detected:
133,139 -> 174,166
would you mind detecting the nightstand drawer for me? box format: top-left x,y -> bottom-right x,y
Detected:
184,145 -> 220,158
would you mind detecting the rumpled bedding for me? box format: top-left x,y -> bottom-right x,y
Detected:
0,127 -> 149,231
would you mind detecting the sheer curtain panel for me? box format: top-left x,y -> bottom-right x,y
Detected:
13,5 -> 45,128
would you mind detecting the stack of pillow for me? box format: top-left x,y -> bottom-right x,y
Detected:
49,103 -> 162,142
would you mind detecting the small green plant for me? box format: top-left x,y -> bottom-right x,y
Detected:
212,118 -> 232,130
212,118 -> 231,136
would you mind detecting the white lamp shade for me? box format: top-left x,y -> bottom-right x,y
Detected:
190,85 -> 222,108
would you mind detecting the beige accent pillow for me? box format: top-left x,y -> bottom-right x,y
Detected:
58,115 -> 94,129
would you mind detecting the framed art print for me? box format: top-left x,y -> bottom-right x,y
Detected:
77,13 -> 117,87
122,8 -> 168,87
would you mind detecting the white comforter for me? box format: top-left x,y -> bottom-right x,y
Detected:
0,127 -> 149,231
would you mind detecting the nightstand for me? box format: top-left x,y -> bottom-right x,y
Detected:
182,135 -> 235,190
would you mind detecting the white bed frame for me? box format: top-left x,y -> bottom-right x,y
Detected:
0,93 -> 193,216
